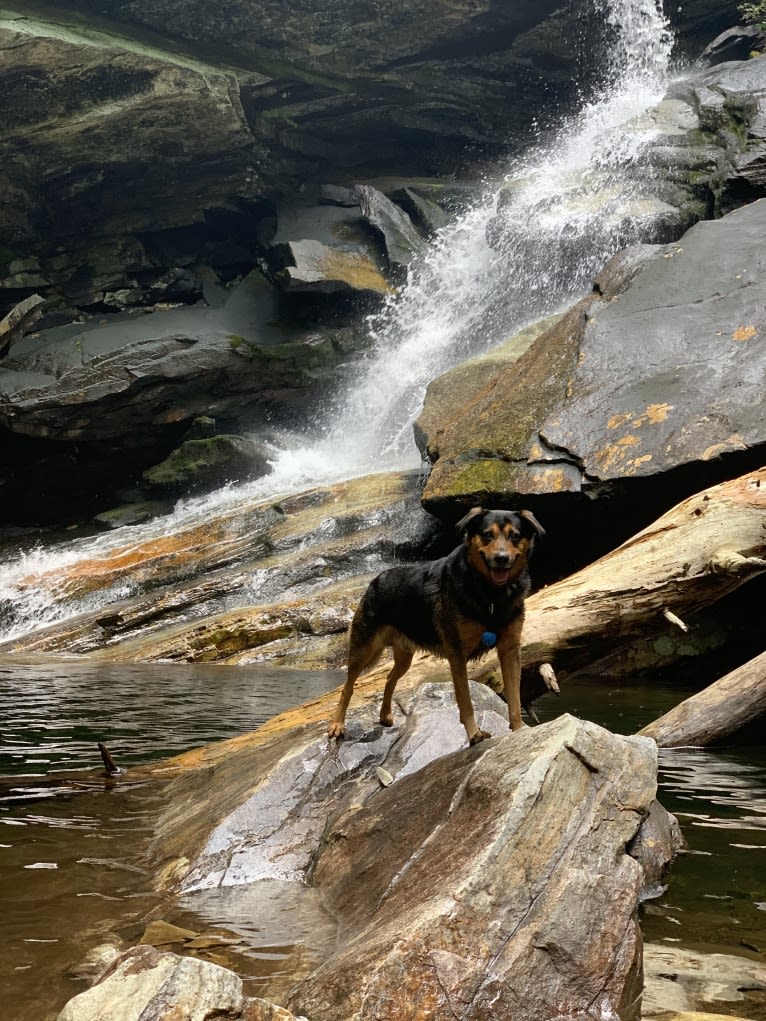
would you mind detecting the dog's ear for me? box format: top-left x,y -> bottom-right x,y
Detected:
518,509 -> 545,540
455,506 -> 486,538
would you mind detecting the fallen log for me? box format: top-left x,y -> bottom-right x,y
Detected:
512,467 -> 766,703
637,649 -> 766,747
0,293 -> 44,358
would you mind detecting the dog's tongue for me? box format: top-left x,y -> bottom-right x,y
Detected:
490,566 -> 511,586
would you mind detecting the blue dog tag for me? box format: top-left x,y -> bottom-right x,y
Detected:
481,630 -> 497,649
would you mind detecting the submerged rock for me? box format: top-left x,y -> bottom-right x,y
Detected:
642,945 -> 766,1017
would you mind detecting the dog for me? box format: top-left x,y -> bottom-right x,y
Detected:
327,506 -> 544,746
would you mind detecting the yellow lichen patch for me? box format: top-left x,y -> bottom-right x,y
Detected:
731,325 -> 757,342
634,403 -> 672,426
514,465 -> 580,494
616,434 -> 640,448
607,412 -> 633,430
592,444 -> 629,473
628,454 -> 653,471
318,249 -> 393,294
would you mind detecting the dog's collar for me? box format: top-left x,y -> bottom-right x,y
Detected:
481,602 -> 497,648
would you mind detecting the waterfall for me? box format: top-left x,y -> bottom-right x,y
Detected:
0,0 -> 675,640
242,0 -> 674,485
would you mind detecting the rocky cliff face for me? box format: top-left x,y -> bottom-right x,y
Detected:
0,0 -> 741,264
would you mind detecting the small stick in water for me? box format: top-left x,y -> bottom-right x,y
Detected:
98,742 -> 123,777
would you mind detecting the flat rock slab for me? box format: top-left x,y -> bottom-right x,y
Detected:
164,681 -> 510,892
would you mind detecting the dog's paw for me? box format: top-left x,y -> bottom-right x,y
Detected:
468,729 -> 491,746
379,711 -> 394,727
327,720 -> 346,740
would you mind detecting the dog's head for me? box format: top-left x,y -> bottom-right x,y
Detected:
456,507 -> 544,588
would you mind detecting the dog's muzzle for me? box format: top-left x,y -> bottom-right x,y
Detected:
485,553 -> 514,587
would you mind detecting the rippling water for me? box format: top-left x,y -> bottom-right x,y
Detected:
0,658 -> 343,1021
0,657 -> 342,777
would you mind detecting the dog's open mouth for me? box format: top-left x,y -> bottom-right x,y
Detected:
489,566 -> 511,586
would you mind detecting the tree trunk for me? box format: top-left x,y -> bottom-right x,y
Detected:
515,468 -> 766,703
637,649 -> 766,747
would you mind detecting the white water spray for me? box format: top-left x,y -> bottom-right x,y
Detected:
0,0 -> 676,638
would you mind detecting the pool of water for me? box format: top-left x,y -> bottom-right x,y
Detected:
0,656 -> 343,1021
0,658 -> 764,1019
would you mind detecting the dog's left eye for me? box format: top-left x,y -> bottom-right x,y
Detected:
507,532 -> 521,543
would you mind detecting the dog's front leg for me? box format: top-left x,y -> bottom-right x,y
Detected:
448,656 -> 491,745
497,640 -> 524,732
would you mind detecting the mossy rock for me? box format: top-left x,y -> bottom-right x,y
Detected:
143,435 -> 271,496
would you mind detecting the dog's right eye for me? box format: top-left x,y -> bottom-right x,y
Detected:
481,530 -> 494,542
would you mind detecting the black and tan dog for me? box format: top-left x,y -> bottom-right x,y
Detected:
327,506 -> 544,746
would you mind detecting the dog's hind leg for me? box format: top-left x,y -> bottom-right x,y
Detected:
327,631 -> 386,740
448,656 -> 491,746
379,645 -> 414,727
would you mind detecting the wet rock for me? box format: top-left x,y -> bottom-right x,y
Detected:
56,943 -> 305,1021
163,681 -> 510,893
269,238 -> 392,296
0,469 -> 432,660
388,185 -> 450,236
698,24 -> 766,65
93,500 -> 174,529
0,271 -> 360,452
420,198 -> 766,512
142,435 -> 273,497
354,184 -> 428,275
138,679 -> 679,1020
0,293 -> 44,358
661,54 -> 766,213
140,920 -> 199,947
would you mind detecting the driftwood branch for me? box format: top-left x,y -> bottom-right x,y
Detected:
638,650 -> 766,747
662,608 -> 688,633
0,293 -> 44,358
513,468 -> 766,703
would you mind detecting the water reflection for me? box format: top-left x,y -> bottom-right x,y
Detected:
0,656 -> 343,776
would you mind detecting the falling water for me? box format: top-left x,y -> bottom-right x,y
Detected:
0,0 -> 676,638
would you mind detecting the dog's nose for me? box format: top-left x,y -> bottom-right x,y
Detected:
492,552 -> 511,567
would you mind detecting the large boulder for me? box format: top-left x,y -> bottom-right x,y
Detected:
141,678 -> 680,1021
418,197 -> 766,514
287,713 -> 675,1021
